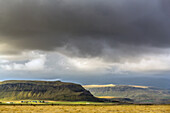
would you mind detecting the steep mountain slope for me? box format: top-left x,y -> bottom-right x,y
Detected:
0,80 -> 98,101
83,84 -> 170,104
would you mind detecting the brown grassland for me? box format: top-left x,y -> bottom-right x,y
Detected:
0,105 -> 169,113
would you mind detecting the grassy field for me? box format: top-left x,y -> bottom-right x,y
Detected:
0,105 -> 169,113
0,100 -> 110,105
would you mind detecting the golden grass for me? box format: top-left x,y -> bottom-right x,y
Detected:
0,105 -> 169,113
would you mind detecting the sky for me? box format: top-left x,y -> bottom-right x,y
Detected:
0,0 -> 170,88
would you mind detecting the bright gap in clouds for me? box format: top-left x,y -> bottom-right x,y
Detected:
69,58 -> 110,71
0,51 -> 46,71
1,50 -> 170,77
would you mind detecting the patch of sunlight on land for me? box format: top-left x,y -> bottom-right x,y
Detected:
83,84 -> 149,89
83,84 -> 116,88
129,85 -> 149,89
0,100 -> 109,105
0,105 -> 169,113
97,96 -> 116,99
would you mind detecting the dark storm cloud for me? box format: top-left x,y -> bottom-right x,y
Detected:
0,0 -> 170,57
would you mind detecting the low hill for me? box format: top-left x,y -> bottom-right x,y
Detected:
0,80 -> 98,101
83,84 -> 170,104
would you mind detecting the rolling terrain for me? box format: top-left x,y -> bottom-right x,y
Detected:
83,84 -> 170,104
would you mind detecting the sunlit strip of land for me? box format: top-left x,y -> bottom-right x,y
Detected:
83,84 -> 116,88
83,84 -> 149,88
97,96 -> 116,99
0,100 -> 114,105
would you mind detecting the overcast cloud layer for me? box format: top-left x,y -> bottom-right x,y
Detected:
0,0 -> 170,86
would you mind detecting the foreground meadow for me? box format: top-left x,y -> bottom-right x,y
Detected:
0,105 -> 169,113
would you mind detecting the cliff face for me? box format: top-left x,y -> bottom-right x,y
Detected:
0,80 -> 98,101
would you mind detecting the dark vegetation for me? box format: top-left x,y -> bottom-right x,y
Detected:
0,80 -> 98,101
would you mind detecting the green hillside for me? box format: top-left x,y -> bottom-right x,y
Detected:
0,80 -> 98,101
83,85 -> 170,104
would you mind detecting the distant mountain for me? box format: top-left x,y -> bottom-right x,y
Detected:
79,77 -> 170,89
0,80 -> 98,101
83,84 -> 170,104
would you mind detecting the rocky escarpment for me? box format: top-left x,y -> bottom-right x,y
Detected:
0,80 -> 98,101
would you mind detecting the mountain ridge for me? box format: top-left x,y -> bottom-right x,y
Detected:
83,84 -> 170,104
0,80 -> 99,101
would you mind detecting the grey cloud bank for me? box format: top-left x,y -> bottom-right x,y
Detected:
0,0 -> 170,87
0,0 -> 170,57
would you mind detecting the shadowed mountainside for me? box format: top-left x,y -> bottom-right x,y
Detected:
0,80 -> 98,101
